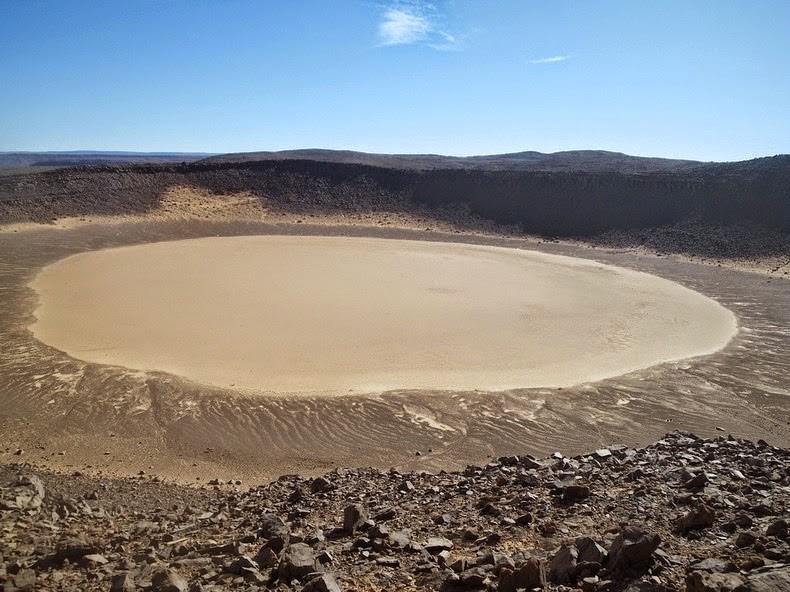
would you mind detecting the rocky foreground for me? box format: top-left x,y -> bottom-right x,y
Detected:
1,432 -> 787,592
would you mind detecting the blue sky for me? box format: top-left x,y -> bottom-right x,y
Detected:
1,1 -> 787,161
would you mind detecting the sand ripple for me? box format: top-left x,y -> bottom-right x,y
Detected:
0,221 -> 787,483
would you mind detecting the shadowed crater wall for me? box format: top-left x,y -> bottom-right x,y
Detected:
1,151 -> 788,236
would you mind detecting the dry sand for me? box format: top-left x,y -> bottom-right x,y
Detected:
1,221 -> 787,485
30,235 -> 736,395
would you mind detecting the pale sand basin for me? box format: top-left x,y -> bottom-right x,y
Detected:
29,236 -> 737,394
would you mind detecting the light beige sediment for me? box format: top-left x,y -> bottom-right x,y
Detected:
29,236 -> 737,394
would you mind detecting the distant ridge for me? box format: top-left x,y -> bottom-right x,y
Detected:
202,148 -> 709,174
0,151 -> 214,169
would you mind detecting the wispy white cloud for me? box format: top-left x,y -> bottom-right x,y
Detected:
376,2 -> 460,50
428,30 -> 460,52
528,55 -> 570,65
378,8 -> 431,46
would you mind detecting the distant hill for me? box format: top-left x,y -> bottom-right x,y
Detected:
0,151 -> 214,170
0,149 -> 787,237
202,149 -> 707,174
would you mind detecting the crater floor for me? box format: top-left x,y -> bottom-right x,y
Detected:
30,235 -> 736,395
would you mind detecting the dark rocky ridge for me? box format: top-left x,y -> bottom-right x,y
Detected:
201,149 -> 708,173
2,432 -> 787,591
0,151 -> 788,237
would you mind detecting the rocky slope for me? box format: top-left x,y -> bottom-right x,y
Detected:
0,152 -> 788,236
2,432 -> 787,592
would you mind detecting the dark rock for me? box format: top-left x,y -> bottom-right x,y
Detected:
515,513 -> 532,525
167,523 -> 200,539
735,531 -> 757,548
576,560 -> 603,579
682,472 -> 709,490
310,476 -> 334,494
277,543 -> 318,581
352,536 -> 370,549
689,558 -> 733,573
722,521 -> 738,534
110,573 -> 137,592
303,573 -> 344,592
676,504 -> 716,533
475,550 -> 499,566
439,573 -> 461,591
733,514 -> 754,528
0,433 -> 787,592
763,548 -> 785,560
519,557 -> 544,586
494,555 -> 516,574
425,536 -> 453,554
766,519 -> 787,539
549,544 -> 578,584
202,542 -> 237,556
399,480 -> 415,492
459,567 -> 487,587
342,504 -> 367,534
576,536 -> 607,564
259,513 -> 290,552
562,484 -> 591,503
54,536 -> 99,562
373,507 -> 396,522
255,547 -> 278,568
151,568 -> 188,592
498,557 -> 543,592
607,526 -> 661,573
240,565 -> 267,583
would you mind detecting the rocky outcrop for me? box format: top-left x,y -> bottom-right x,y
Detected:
0,432 -> 787,591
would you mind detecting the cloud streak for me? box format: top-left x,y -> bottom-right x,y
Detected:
378,8 -> 431,46
376,3 -> 459,50
528,55 -> 570,64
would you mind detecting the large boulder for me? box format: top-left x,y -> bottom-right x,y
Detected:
607,526 -> 661,574
548,544 -> 578,584
576,536 -> 607,564
278,543 -> 319,581
259,513 -> 290,552
498,557 -> 543,592
54,536 -> 99,563
151,568 -> 188,592
0,474 -> 46,511
342,504 -> 368,534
